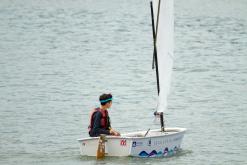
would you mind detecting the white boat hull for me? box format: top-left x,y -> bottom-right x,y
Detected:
78,127 -> 186,157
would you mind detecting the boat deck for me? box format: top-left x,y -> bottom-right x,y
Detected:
78,128 -> 186,141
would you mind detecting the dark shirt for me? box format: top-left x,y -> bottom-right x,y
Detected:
89,111 -> 111,137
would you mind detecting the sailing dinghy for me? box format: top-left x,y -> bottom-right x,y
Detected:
78,0 -> 186,158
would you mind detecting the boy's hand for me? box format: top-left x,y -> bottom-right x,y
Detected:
110,129 -> 120,136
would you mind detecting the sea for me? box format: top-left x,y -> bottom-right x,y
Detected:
0,0 -> 246,164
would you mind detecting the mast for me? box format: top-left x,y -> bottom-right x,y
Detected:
150,1 -> 160,94
150,0 -> 165,132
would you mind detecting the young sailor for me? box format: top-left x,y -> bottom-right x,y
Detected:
88,93 -> 120,137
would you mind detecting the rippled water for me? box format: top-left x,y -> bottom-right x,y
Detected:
0,0 -> 247,164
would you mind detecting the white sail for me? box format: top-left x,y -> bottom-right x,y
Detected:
153,0 -> 174,113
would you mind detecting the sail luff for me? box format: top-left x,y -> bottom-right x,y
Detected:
155,0 -> 161,40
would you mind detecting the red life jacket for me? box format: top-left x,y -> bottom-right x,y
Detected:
88,108 -> 108,132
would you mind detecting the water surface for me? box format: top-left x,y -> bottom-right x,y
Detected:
0,0 -> 247,164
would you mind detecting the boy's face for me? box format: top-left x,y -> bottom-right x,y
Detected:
106,101 -> 112,108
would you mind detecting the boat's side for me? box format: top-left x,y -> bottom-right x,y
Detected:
78,136 -> 133,156
128,128 -> 186,157
78,127 -> 186,157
